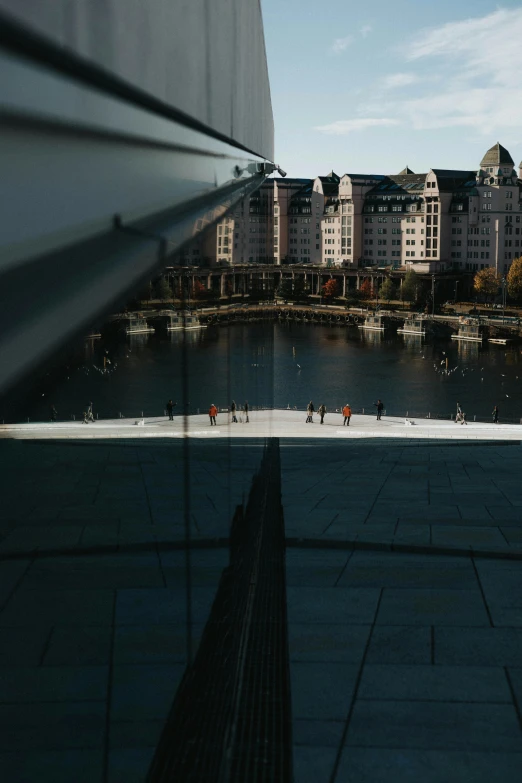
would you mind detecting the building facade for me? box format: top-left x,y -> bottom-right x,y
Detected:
176,143 -> 522,274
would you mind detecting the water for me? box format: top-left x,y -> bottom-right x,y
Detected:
7,323 -> 522,423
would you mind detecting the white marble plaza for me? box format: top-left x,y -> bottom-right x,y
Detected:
1,408 -> 521,441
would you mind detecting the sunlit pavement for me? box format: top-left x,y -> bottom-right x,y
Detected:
1,408 -> 521,441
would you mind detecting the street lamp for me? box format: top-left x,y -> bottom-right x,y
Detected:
501,276 -> 507,324
431,274 -> 435,318
455,280 -> 459,303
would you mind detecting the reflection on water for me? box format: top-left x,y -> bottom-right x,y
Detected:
7,322 -> 522,422
359,330 -> 383,346
457,340 -> 480,363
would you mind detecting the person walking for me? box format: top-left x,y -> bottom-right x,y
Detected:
230,400 -> 237,423
306,401 -> 315,423
318,404 -> 326,424
209,403 -> 217,426
455,401 -> 467,425
50,405 -> 57,423
166,399 -> 175,421
374,399 -> 384,420
492,405 -> 499,424
86,402 -> 95,422
342,403 -> 352,426
244,401 -> 249,423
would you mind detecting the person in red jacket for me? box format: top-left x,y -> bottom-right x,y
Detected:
342,403 -> 352,426
209,404 -> 217,426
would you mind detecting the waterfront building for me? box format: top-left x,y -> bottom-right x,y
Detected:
175,143 -> 521,275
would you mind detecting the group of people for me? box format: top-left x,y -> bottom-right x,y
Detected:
456,401 -> 500,425
305,400 -> 383,425
208,401 -> 249,426
50,402 -> 95,423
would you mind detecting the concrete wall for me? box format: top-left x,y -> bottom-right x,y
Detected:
0,0 -> 274,159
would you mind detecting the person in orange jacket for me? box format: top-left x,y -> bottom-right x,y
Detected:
342,403 -> 352,426
209,403 -> 218,426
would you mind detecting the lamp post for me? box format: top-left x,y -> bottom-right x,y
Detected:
501,276 -> 507,325
431,274 -> 435,318
455,280 -> 459,303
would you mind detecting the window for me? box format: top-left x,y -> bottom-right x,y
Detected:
506,191 -> 513,199
392,205 -> 402,212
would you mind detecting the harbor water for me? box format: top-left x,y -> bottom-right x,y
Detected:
4,322 -> 522,424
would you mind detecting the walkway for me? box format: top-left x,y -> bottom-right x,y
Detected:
1,409 -> 521,441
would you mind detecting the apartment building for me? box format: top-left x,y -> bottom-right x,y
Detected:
176,143 -> 521,273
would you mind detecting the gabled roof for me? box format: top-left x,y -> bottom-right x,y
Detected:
398,166 -> 414,175
430,170 -> 476,191
319,171 -> 340,184
480,142 -> 514,168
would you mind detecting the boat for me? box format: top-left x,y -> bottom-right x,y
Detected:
451,317 -> 483,343
358,313 -> 385,332
488,337 -> 511,346
122,314 -> 155,335
397,315 -> 427,336
167,311 -> 206,331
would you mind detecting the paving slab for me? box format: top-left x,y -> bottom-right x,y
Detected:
335,748 -> 522,783
293,746 -> 338,783
376,588 -> 490,627
286,587 -> 381,625
345,700 -> 522,751
292,662 -> 359,720
110,664 -> 185,722
366,625 -> 432,665
288,623 -> 371,663
0,666 -> 108,703
357,664 -> 511,702
0,749 -> 104,783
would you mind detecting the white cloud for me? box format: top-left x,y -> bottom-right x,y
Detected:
315,118 -> 400,135
376,8 -> 522,137
406,8 -> 522,89
383,73 -> 420,89
330,35 -> 354,54
360,25 -> 372,38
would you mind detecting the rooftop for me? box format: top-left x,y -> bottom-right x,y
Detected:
480,142 -> 514,168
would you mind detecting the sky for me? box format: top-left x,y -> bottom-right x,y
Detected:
260,0 -> 522,178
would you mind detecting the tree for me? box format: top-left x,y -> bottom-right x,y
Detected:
380,277 -> 396,303
153,277 -> 172,301
401,269 -> 417,303
322,279 -> 339,300
293,277 -> 308,301
507,257 -> 522,301
192,280 -> 208,300
473,267 -> 499,301
276,279 -> 293,300
359,278 -> 373,300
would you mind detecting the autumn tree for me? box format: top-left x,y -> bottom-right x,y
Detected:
380,277 -> 396,303
359,278 -> 373,300
192,280 -> 208,300
322,278 -> 340,300
507,257 -> 522,301
473,267 -> 499,301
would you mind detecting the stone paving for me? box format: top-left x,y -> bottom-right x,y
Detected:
0,438 -> 262,782
283,440 -> 522,782
1,426 -> 522,781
